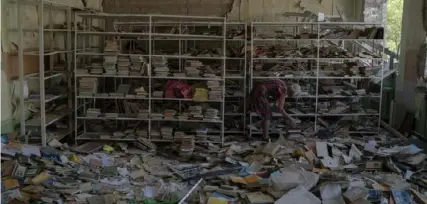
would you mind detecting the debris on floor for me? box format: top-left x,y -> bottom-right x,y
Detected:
1,131 -> 427,204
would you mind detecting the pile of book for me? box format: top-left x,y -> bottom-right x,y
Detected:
174,131 -> 186,139
136,129 -> 148,138
105,113 -> 118,118
137,109 -> 149,119
103,40 -> 118,75
179,135 -> 195,160
76,68 -> 89,75
151,129 -> 161,139
177,113 -> 189,120
163,109 -> 177,119
185,60 -> 203,77
196,128 -> 208,139
134,86 -> 148,98
204,108 -> 219,120
161,127 -> 173,140
129,55 -> 143,75
117,56 -> 130,76
151,113 -> 163,120
207,81 -> 222,100
152,91 -> 163,98
188,106 -> 203,120
173,72 -> 187,77
90,59 -> 103,75
86,108 -> 101,117
152,56 -> 169,76
78,78 -> 98,96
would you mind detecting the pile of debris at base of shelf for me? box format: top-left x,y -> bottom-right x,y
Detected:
1,130 -> 427,204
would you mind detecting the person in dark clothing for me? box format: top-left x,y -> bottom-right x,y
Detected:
250,79 -> 301,140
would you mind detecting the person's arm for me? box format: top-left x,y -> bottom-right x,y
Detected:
277,92 -> 297,127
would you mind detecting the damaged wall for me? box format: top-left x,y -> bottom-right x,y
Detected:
1,0 -> 103,130
103,0 -> 364,22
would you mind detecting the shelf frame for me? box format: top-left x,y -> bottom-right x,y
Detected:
75,14 -> 228,145
248,21 -> 386,138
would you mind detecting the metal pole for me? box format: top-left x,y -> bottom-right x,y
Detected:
243,22 -> 247,134
148,15 -> 152,142
66,7 -> 72,142
17,0 -> 27,143
314,22 -> 320,131
222,18 -> 226,146
74,12 -> 78,145
178,179 -> 204,204
249,22 -> 253,139
39,0 -> 47,146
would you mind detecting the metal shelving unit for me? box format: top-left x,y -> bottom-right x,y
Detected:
74,13 -> 228,145
9,0 -> 83,146
224,22 -> 247,135
249,21 -> 385,138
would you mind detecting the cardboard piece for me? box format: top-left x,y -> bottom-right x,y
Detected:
2,53 -> 40,80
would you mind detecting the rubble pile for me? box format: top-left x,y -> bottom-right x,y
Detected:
1,130 -> 427,204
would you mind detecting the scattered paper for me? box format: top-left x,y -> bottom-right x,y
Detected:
143,186 -> 157,198
320,184 -> 342,200
349,144 -> 363,161
316,142 -> 329,158
275,186 -> 321,204
118,167 -> 129,176
100,178 -> 129,186
22,145 -> 41,157
321,157 -> 341,169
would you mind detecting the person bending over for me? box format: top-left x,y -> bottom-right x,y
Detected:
250,80 -> 301,140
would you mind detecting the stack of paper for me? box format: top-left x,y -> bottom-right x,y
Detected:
185,60 -> 203,77
86,108 -> 101,117
151,129 -> 161,139
207,81 -> 223,100
173,72 -> 187,77
163,109 -> 176,119
174,131 -> 186,139
151,113 -> 163,120
196,128 -> 208,138
177,113 -> 189,120
136,129 -> 148,138
117,56 -> 130,76
152,56 -> 169,76
161,127 -> 173,140
180,135 -> 195,158
134,86 -> 148,98
103,40 -> 118,75
78,78 -> 98,96
76,68 -> 89,75
204,108 -> 219,120
105,113 -> 118,118
188,106 -> 203,120
90,60 -> 103,74
137,109 -> 149,119
152,91 -> 163,98
129,55 -> 143,75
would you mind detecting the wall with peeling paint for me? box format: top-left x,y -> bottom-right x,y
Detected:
102,0 -> 364,22
1,0 -> 102,131
228,0 -> 363,22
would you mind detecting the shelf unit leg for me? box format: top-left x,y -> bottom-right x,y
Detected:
39,0 -> 47,147
17,0 -> 27,143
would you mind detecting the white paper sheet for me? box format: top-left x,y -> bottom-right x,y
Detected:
320,184 -> 342,200
22,145 -> 41,157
